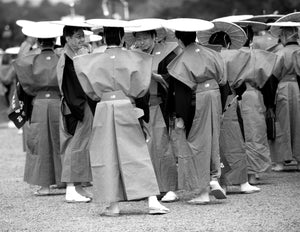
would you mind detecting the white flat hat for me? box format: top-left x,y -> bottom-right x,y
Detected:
5,47 -> 20,54
86,19 -> 129,28
126,18 -> 166,32
22,21 -> 63,38
213,15 -> 254,23
234,21 -> 268,32
16,20 -> 35,28
268,21 -> 300,27
197,21 -> 247,49
86,34 -> 102,43
269,12 -> 300,37
83,30 -> 102,42
51,20 -> 93,28
163,18 -> 214,32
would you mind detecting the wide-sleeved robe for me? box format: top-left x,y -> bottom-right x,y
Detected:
167,42 -> 225,192
144,41 -> 179,193
73,47 -> 160,203
224,48 -> 277,174
270,43 -> 300,163
56,44 -> 93,183
13,48 -> 62,187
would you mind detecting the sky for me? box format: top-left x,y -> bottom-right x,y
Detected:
1,0 -> 75,6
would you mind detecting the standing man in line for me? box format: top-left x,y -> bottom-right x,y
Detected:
74,18 -> 169,216
56,21 -> 96,203
128,18 -> 179,202
268,14 -> 300,171
165,18 -> 227,204
13,22 -> 63,196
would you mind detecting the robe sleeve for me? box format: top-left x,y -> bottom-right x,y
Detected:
292,50 -> 300,89
61,55 -> 87,121
167,53 -> 196,90
12,54 -> 36,96
272,52 -> 285,80
260,75 -> 278,109
171,77 -> 194,137
73,54 -> 101,101
135,91 -> 150,123
251,50 -> 278,88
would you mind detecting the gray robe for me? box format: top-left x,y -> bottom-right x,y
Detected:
13,49 -> 62,187
144,42 -> 179,193
270,44 -> 300,163
56,45 -> 93,183
168,43 -> 225,192
73,47 -> 160,203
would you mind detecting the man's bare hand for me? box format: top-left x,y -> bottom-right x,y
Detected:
151,72 -> 168,91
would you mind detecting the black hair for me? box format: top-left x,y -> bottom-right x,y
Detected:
103,27 -> 124,46
37,38 -> 56,48
175,31 -> 196,46
209,31 -> 231,48
241,25 -> 254,47
133,29 -> 157,38
63,26 -> 85,38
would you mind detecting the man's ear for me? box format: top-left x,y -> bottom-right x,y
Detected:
65,36 -> 70,43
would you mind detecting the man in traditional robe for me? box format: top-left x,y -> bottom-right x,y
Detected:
198,20 -> 261,193
129,19 -> 179,202
56,22 -> 95,203
165,18 -> 227,204
12,22 -> 63,196
268,19 -> 300,171
73,19 -> 169,216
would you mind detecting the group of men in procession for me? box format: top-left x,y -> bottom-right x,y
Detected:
4,11 -> 300,216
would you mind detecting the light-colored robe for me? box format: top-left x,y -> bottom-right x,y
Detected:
224,48 -> 277,174
167,42 -> 225,192
144,42 -> 179,193
73,47 -> 160,203
56,45 -> 93,183
270,44 -> 300,163
13,49 -> 62,187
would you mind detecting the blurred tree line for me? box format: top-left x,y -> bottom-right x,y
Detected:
0,0 -> 299,49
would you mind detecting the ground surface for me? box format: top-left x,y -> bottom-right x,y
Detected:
0,123 -> 300,232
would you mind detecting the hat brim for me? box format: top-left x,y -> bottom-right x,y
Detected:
5,47 -> 20,54
126,18 -> 166,32
250,14 -> 284,23
270,12 -> 300,37
163,18 -> 214,32
213,15 -> 254,23
235,21 -> 268,32
86,19 -> 129,28
16,20 -> 35,28
22,22 -> 63,38
51,20 -> 93,28
197,21 -> 247,49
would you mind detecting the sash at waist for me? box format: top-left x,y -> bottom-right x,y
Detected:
280,75 -> 297,83
195,79 -> 219,93
101,90 -> 133,103
35,90 -> 61,99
